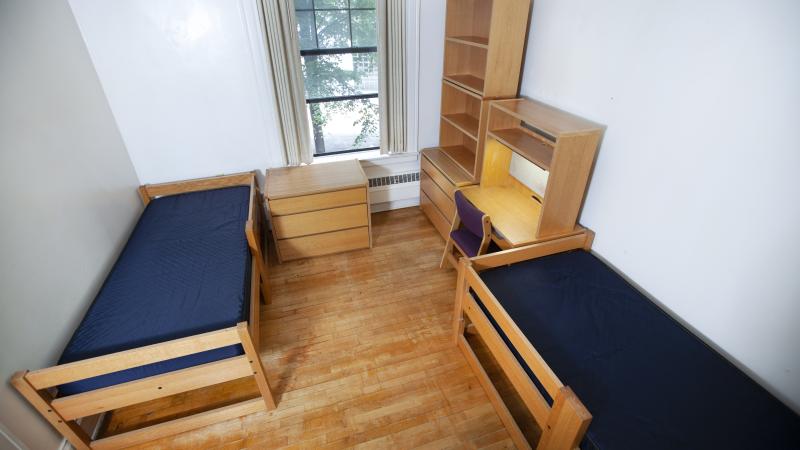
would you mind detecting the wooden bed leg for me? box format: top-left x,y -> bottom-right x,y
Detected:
453,258 -> 469,345
11,372 -> 92,450
536,387 -> 591,450
236,324 -> 277,410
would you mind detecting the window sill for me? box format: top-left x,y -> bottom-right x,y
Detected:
312,149 -> 418,167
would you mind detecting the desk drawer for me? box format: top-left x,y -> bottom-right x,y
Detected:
278,226 -> 370,261
420,191 -> 451,240
269,188 -> 366,216
273,204 -> 368,239
421,171 -> 455,222
421,155 -> 456,199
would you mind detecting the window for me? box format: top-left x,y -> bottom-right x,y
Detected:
294,0 -> 380,156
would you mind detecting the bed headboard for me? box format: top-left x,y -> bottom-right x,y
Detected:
138,172 -> 257,206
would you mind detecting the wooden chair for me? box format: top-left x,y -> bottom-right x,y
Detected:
440,190 -> 494,269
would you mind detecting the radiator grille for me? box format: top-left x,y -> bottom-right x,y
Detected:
368,172 -> 420,188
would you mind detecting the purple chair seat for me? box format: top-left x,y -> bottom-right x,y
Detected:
450,229 -> 483,257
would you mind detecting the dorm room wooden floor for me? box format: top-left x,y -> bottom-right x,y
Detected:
99,208 -> 514,449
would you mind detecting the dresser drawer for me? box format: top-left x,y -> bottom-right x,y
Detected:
421,171 -> 455,222
278,226 -> 370,261
421,155 -> 456,200
420,191 -> 451,240
273,204 -> 368,239
269,188 -> 367,216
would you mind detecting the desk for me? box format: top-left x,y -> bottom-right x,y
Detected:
461,185 -> 542,248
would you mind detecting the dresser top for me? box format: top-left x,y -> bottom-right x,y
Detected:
266,160 -> 368,199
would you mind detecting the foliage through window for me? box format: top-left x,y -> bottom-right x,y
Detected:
295,0 -> 380,156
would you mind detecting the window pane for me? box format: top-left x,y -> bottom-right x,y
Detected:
315,0 -> 347,9
295,11 -> 317,50
351,10 -> 376,47
301,52 -> 377,99
294,0 -> 312,10
307,98 -> 380,155
315,10 -> 350,49
351,0 -> 375,8
352,53 -> 378,93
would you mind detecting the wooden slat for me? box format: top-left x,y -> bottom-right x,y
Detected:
457,336 -> 531,450
536,388 -> 592,450
10,372 -> 91,450
462,294 -> 551,426
249,256 -> 260,351
92,398 -> 266,450
26,328 -> 241,390
469,232 -> 590,271
52,357 -> 252,420
465,267 -> 564,399
141,172 -> 255,200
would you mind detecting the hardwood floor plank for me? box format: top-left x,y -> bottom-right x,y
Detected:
100,208 -> 516,449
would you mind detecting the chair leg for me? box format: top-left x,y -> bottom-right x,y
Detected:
440,239 -> 454,269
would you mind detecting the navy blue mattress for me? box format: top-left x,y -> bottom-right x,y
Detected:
477,251 -> 800,450
58,186 -> 252,396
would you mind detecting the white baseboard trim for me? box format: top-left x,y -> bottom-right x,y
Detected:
0,423 -> 27,450
371,197 -> 420,213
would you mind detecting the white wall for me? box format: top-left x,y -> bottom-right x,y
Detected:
519,0 -> 800,411
416,0 -> 445,149
416,0 -> 800,412
69,0 -> 285,184
0,0 -> 143,448
70,0 -> 425,185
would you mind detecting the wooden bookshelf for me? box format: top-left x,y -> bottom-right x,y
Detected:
440,145 -> 476,176
443,0 -> 531,98
443,74 -> 485,97
420,0 -> 532,239
483,98 -> 604,238
442,114 -> 480,140
446,36 -> 489,49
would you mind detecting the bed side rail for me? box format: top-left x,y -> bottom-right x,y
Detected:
454,258 -> 592,450
245,178 -> 271,303
138,171 -> 257,205
469,228 -> 594,272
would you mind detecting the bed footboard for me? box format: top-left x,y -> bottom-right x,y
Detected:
452,233 -> 594,450
12,320 -> 275,450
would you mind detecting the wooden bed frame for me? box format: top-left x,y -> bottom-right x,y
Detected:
11,172 -> 276,450
452,229 -> 596,450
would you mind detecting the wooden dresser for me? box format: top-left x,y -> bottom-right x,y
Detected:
266,160 -> 372,262
419,147 -> 475,240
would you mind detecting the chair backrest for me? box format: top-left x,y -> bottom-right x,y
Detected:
454,190 -> 486,238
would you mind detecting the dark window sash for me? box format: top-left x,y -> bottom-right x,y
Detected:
300,46 -> 377,57
314,146 -> 379,157
306,93 -> 378,104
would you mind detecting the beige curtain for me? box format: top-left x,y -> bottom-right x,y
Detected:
378,0 -> 406,154
260,0 -> 313,165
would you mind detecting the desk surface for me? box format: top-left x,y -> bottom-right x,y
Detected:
266,160 -> 367,199
461,186 -> 542,247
